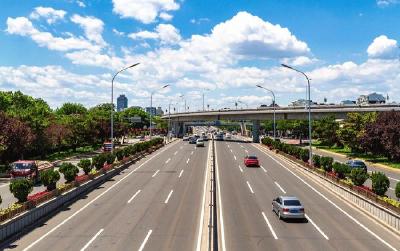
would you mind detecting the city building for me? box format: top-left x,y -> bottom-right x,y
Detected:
357,93 -> 386,105
130,106 -> 143,110
340,100 -> 356,105
156,107 -> 164,116
117,94 -> 128,111
289,99 -> 317,107
145,107 -> 157,116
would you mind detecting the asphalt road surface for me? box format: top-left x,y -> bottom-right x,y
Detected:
2,138 -> 400,251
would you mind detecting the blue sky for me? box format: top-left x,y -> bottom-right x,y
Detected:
1,0 -> 399,110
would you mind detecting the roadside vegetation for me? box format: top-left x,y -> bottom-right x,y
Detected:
262,111 -> 400,169
0,91 -> 167,169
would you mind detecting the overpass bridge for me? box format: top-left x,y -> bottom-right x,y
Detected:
162,104 -> 400,142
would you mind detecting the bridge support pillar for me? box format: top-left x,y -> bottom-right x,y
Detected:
252,120 -> 260,143
172,122 -> 184,137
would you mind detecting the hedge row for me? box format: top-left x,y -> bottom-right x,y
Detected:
261,137 -> 310,163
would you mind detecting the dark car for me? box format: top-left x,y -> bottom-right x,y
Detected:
346,160 -> 367,172
189,137 -> 197,144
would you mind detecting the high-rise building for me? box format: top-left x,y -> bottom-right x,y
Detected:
117,94 -> 128,111
145,107 -> 157,116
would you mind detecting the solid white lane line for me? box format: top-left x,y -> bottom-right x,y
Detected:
215,141 -> 226,251
187,158 -> 190,164
234,155 -> 237,160
179,169 -> 184,178
80,228 -> 104,251
174,151 -> 178,155
261,148 -> 397,251
389,176 -> 400,182
196,141 -> 212,251
138,230 -> 153,251
246,181 -> 255,194
261,166 -> 267,173
152,170 -> 160,177
305,214 -> 329,240
191,151 -> 194,155
22,140 -> 179,251
165,158 -> 171,164
261,212 -> 278,240
165,190 -> 173,204
274,181 -> 286,194
238,165 -> 243,173
127,190 -> 141,204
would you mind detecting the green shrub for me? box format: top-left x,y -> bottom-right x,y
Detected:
312,155 -> 321,167
320,156 -> 333,172
115,149 -> 124,161
333,162 -> 350,179
92,154 -> 107,170
349,168 -> 369,186
0,194 -> 2,205
9,179 -> 33,202
371,172 -> 390,196
105,152 -> 116,164
40,169 -> 60,191
395,182 -> 400,199
300,149 -> 310,162
59,163 -> 79,183
78,159 -> 92,175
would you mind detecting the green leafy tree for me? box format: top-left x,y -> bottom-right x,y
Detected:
78,159 -> 92,175
349,168 -> 369,186
312,155 -> 321,168
59,163 -> 79,183
371,172 -> 390,196
320,156 -> 333,172
9,179 -> 33,202
337,112 -> 377,152
395,182 -> 400,199
313,116 -> 340,147
56,103 -> 87,116
40,169 -> 60,191
92,154 -> 107,170
332,162 -> 350,179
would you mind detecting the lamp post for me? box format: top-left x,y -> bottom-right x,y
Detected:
256,85 -> 276,140
179,94 -> 186,112
281,63 -> 312,163
150,84 -> 170,139
110,63 -> 140,147
237,100 -> 248,109
202,88 -> 211,111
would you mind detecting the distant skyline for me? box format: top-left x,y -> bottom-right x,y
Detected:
0,0 -> 400,110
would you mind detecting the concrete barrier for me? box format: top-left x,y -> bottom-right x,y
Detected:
0,147 -> 156,242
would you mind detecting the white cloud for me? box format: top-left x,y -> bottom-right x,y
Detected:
159,12 -> 173,21
77,1 -> 86,7
112,0 -> 179,24
70,14 -> 106,47
367,35 -> 398,59
112,28 -> 125,36
29,6 -> 66,24
190,18 -> 210,24
6,17 -> 100,52
377,0 -> 399,7
129,24 -> 181,45
281,56 -> 318,66
65,50 -> 124,69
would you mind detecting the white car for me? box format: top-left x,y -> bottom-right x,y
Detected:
196,139 -> 205,147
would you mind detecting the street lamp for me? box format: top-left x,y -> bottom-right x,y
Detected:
202,88 -> 211,111
281,63 -> 312,163
179,94 -> 187,113
256,85 -> 276,140
110,63 -> 140,147
237,100 -> 248,109
150,84 -> 170,139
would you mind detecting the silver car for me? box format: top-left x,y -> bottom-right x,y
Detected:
272,196 -> 305,220
196,139 -> 205,147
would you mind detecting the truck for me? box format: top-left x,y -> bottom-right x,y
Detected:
10,160 -> 54,183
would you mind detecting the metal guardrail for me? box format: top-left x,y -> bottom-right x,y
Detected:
209,137 -> 218,251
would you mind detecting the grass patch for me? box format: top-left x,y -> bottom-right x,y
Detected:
313,141 -> 400,169
45,145 -> 101,162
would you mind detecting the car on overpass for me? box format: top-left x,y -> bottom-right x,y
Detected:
272,196 -> 305,220
244,155 -> 260,167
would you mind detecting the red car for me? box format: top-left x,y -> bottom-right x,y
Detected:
244,155 -> 260,167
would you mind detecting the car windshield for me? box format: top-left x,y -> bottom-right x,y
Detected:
247,156 -> 258,159
284,200 -> 301,206
12,163 -> 33,170
353,161 -> 366,166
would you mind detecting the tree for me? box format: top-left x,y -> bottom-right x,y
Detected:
59,163 -> 79,183
78,159 -> 92,175
44,121 -> 72,153
370,172 -> 390,196
56,103 -> 87,116
40,169 -> 60,191
349,168 -> 369,186
320,156 -> 333,172
313,116 -> 340,147
0,112 -> 35,163
9,179 -> 33,203
337,112 -> 377,152
361,111 -> 400,161
395,182 -> 400,199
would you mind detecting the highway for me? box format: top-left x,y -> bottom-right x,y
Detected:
2,137 -> 400,251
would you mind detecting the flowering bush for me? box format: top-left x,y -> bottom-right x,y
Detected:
27,190 -> 51,202
378,196 -> 400,208
75,174 -> 89,183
